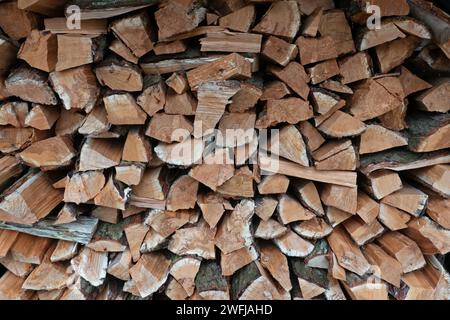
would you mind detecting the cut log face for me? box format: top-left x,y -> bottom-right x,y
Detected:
110,11 -> 153,58
376,231 -> 426,273
381,184 -> 428,217
261,36 -> 297,67
252,1 -> 300,40
415,79 -> 450,113
407,112 -> 450,152
18,30 -> 57,72
319,9 -> 355,56
403,217 -> 450,255
95,59 -> 143,92
19,136 -> 75,169
296,36 -> 338,65
267,62 -> 310,100
273,229 -> 314,258
277,194 -> 315,225
79,138 -> 123,171
338,52 -> 372,85
357,22 -> 405,51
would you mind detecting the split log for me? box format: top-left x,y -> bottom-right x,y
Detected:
5,66 -> 57,105
307,60 -> 340,85
258,98 -> 313,128
317,111 -> 366,138
261,36 -> 297,67
165,90 -> 197,115
24,104 -> 59,130
93,175 -> 129,210
153,40 -> 187,56
327,225 -> 371,276
18,30 -> 57,72
427,196 -> 450,232
196,261 -> 229,300
376,231 -> 426,273
260,243 -> 292,292
357,22 -> 405,51
403,217 -> 450,255
0,272 -> 34,300
64,171 -> 105,204
362,170 -> 403,200
0,230 -> 19,258
103,93 -> 147,125
110,11 -> 153,58
166,175 -> 198,211
273,229 -> 314,258
200,32 -> 262,53
219,5 -> 255,33
0,156 -> 24,190
298,121 -> 325,152
292,217 -> 333,240
56,34 -> 106,71
408,165 -> 450,198
407,112 -> 450,152
292,180 -> 324,216
415,79 -> 450,113
79,138 -> 123,171
343,216 -> 384,246
260,81 -> 290,101
254,218 -> 287,240
254,197 -> 278,221
319,9 -> 356,56
50,240 -> 78,262
359,125 -> 408,154
0,1 -> 38,40
109,38 -> 138,64
95,59 -> 143,92
44,17 -> 108,35
378,203 -> 411,231
381,184 -> 428,217
338,52 -> 372,85
296,36 -> 338,65
252,1 -> 300,40
363,243 -> 402,288
302,7 -> 323,37
277,194 -> 315,224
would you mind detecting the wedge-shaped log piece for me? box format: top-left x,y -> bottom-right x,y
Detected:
187,53 -> 250,90
74,247 -> 108,287
398,66 -> 431,97
362,170 -> 403,200
257,174 -> 289,195
278,194 -> 315,224
341,272 -> 388,300
109,38 -> 138,64
338,52 -> 372,85
314,140 -> 352,166
308,59 -> 340,85
193,80 -> 240,138
377,231 -> 426,273
49,65 -> 99,112
254,218 -> 287,240
291,259 -> 328,300
24,104 -> 59,130
94,175 -> 128,210
0,272 -> 34,300
115,164 -> 144,186
197,193 -> 226,228
166,175 -> 198,211
427,196 -> 450,230
155,0 -> 206,40
363,243 -> 402,288
292,180 -> 324,216
260,243 -> 292,291
376,36 -> 420,73
79,138 -> 123,171
415,79 -> 450,113
407,112 -> 450,152
408,165 -> 450,198
267,125 -> 309,166
19,136 -> 75,169
51,240 -> 78,262
96,61 -> 142,92
298,121 -> 325,152
0,101 -> 28,128
0,171 -> 63,225
302,7 -> 323,37
217,166 -> 254,198
18,30 -> 57,72
132,167 -> 167,201
0,230 -> 19,258
122,128 -> 152,163
5,66 -> 57,105
107,248 -> 132,281
221,246 -> 258,276
254,197 -> 278,221
64,171 -> 105,204
319,9 -> 355,56
170,256 -> 201,296
123,216 -> 148,263
146,113 -> 192,143
403,217 -> 450,255
136,76 -> 166,116
318,111 -> 366,138
260,98 -> 313,128
267,62 -> 310,100
110,11 -> 153,58
378,203 -> 411,231
350,78 -> 404,121
359,124 -> 408,154
381,184 -> 428,217
0,1 -> 38,40
357,22 -> 405,50
321,184 -> 358,215
261,36 -> 297,67
273,229 -> 314,258
168,219 -> 216,259
355,192 -> 379,224
260,80 -> 290,101
327,225 -> 371,276
292,217 -> 333,240
155,138 -> 204,167
103,93 -> 147,125
22,244 -> 70,291
10,233 -> 52,265
343,216 -> 384,246
55,34 -> 106,71
219,5 -> 255,33
297,36 -> 338,65
0,252 -> 33,278
228,82 -> 262,113
215,200 -> 254,254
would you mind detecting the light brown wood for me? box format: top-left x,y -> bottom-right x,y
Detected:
378,203 -> 411,231
327,226 -> 370,276
267,62 -> 310,100
18,30 -> 57,72
200,32 -> 262,53
0,1 -> 38,40
355,192 -> 379,224
319,9 -> 355,56
79,138 -> 123,171
416,79 -> 450,113
95,60 -> 143,92
254,218 -> 287,240
403,217 -> 450,255
308,59 -> 340,85
219,5 -> 255,33
273,229 -> 314,258
297,36 -> 338,65
0,230 -> 19,258
64,171 -> 105,204
10,233 -> 52,264
302,7 -> 323,37
343,216 -> 384,246
427,196 -> 450,230
277,194 -> 315,225
377,231 -> 426,273
292,180 -> 324,216
261,36 -> 297,67
362,170 -> 403,200
56,34 -> 104,71
110,11 -> 153,58
338,52 -> 372,85
381,184 -> 428,217
321,184 -> 358,215
252,1 -> 300,40
259,243 -> 292,291
109,38 -> 138,64
146,113 -> 193,143
357,22 -> 405,51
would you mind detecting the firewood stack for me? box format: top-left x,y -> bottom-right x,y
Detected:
0,0 -> 449,300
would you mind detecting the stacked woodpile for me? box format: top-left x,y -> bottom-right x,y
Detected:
0,0 -> 449,300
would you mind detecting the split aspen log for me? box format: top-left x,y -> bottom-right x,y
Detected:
363,243 -> 402,288
92,206 -> 119,224
338,52 -> 372,85
103,93 -> 147,125
307,59 -> 340,85
273,229 -> 314,258
74,247 -> 108,287
310,89 -> 341,115
110,11 -> 153,58
252,1 -> 300,40
24,104 -> 59,130
123,217 -> 148,262
18,30 -> 57,72
343,216 -> 384,246
415,79 -> 450,113
357,22 -> 405,51
277,194 -> 315,224
146,113 -> 192,143
115,164 -> 144,186
327,225 -> 371,276
56,34 -> 106,71
260,243 -> 292,292
254,197 -> 278,221
0,101 -> 28,128
0,272 -> 34,300
319,9 -> 356,56
122,128 -> 152,163
408,165 -> 450,198
381,184 -> 428,217
193,80 -> 240,138
292,217 -> 333,240
375,36 -> 420,73
377,231 -> 426,273
378,203 -> 411,231
0,156 -> 24,190
260,81 -> 290,101
19,136 -> 75,170
64,171 -> 105,204
403,217 -> 450,255
221,246 -> 259,276
267,62 -> 311,100
165,72 -> 189,94
216,166 -> 254,198
197,193 -> 226,228
261,36 -> 297,67
228,82 -> 262,113
79,138 -> 123,171
359,125 -> 408,154
0,230 -> 19,258
95,59 -> 143,92
9,233 -> 52,264
318,111 -> 366,138
427,196 -> 450,230
50,240 -> 78,262
297,36 -> 338,65
109,38 -> 138,64
93,175 -> 129,210
186,53 -> 250,90
254,218 -> 287,240
0,1 -> 38,40
399,66 -> 431,97
302,7 -> 323,37
136,76 -> 166,116
5,66 -> 57,105
153,40 -> 187,56
257,174 -> 289,195
298,121 -> 325,152
196,261 -> 229,300
321,184 -> 358,215
165,89 -> 197,115
166,175 -> 198,211
0,171 -> 63,225
355,192 -> 379,224
55,109 -> 85,136
219,5 -> 255,33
